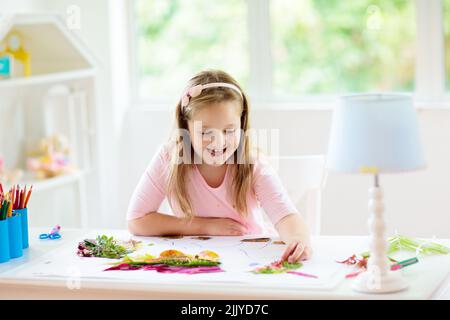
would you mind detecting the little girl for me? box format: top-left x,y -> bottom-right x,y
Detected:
127,70 -> 311,263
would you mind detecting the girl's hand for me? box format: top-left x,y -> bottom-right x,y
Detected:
281,240 -> 312,263
203,217 -> 248,236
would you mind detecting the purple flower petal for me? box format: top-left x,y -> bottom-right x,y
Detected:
286,271 -> 318,278
104,263 -> 224,274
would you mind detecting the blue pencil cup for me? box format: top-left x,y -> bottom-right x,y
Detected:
14,208 -> 29,249
0,220 -> 10,263
8,213 -> 23,259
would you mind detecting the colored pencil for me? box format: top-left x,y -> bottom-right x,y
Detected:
0,201 -> 4,220
24,185 -> 33,208
6,201 -> 11,218
0,184 -> 33,219
11,185 -> 15,207
15,188 -> 19,209
19,186 -> 26,209
390,257 -> 419,271
0,199 -> 10,220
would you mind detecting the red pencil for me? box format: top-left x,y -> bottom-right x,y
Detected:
14,188 -> 19,210
20,185 -> 27,209
19,187 -> 23,209
0,183 -> 3,195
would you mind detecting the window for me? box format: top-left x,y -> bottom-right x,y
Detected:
445,0 -> 450,90
271,0 -> 415,96
134,0 -> 248,100
133,0 -> 448,104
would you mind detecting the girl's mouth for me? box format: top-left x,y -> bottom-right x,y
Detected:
207,147 -> 227,157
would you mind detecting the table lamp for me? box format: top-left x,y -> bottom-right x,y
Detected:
327,93 -> 425,293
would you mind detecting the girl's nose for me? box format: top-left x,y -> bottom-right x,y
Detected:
211,132 -> 226,147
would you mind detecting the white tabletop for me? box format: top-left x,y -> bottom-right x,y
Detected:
0,228 -> 449,300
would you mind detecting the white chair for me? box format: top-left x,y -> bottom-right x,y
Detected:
267,155 -> 327,235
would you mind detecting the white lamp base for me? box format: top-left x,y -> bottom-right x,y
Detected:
352,270 -> 408,293
352,183 -> 409,294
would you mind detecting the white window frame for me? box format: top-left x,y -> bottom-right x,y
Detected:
128,0 -> 450,110
415,0 -> 447,105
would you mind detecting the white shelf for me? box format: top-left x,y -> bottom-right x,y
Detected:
0,14 -> 98,228
19,171 -> 85,193
0,69 -> 95,88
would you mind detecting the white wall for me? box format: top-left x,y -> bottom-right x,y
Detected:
118,108 -> 450,238
6,0 -> 450,237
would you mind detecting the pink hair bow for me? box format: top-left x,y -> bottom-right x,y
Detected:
181,84 -> 203,108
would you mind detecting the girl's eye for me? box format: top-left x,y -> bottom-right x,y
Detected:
225,129 -> 236,135
202,130 -> 213,136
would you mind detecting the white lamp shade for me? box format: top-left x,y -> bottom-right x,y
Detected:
327,94 -> 426,173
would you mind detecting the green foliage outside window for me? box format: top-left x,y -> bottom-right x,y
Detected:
135,0 -> 418,99
271,0 -> 415,95
135,0 -> 248,99
444,0 -> 450,90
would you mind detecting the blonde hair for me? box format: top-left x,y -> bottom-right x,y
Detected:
166,70 -> 254,218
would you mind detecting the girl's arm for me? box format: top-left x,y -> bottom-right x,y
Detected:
128,212 -> 203,236
128,212 -> 247,236
252,159 -> 312,262
275,213 -> 312,262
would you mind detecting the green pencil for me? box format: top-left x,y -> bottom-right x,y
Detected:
0,200 -> 5,220
1,200 -> 9,220
391,257 -> 419,271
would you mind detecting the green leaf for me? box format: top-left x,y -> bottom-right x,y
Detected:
252,261 -> 303,274
80,235 -> 136,259
362,235 -> 450,258
282,261 -> 302,270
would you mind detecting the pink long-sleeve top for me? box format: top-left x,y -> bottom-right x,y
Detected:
126,145 -> 299,235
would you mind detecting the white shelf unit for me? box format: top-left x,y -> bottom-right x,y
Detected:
0,14 -> 99,228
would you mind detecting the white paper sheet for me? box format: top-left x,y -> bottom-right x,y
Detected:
10,231 -> 352,290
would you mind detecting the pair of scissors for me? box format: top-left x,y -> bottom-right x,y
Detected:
39,225 -> 61,240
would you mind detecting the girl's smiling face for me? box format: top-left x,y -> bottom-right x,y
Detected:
188,101 -> 242,166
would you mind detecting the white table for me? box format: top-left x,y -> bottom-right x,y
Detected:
0,228 -> 448,300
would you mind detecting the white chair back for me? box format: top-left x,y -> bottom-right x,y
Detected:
267,155 -> 327,235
